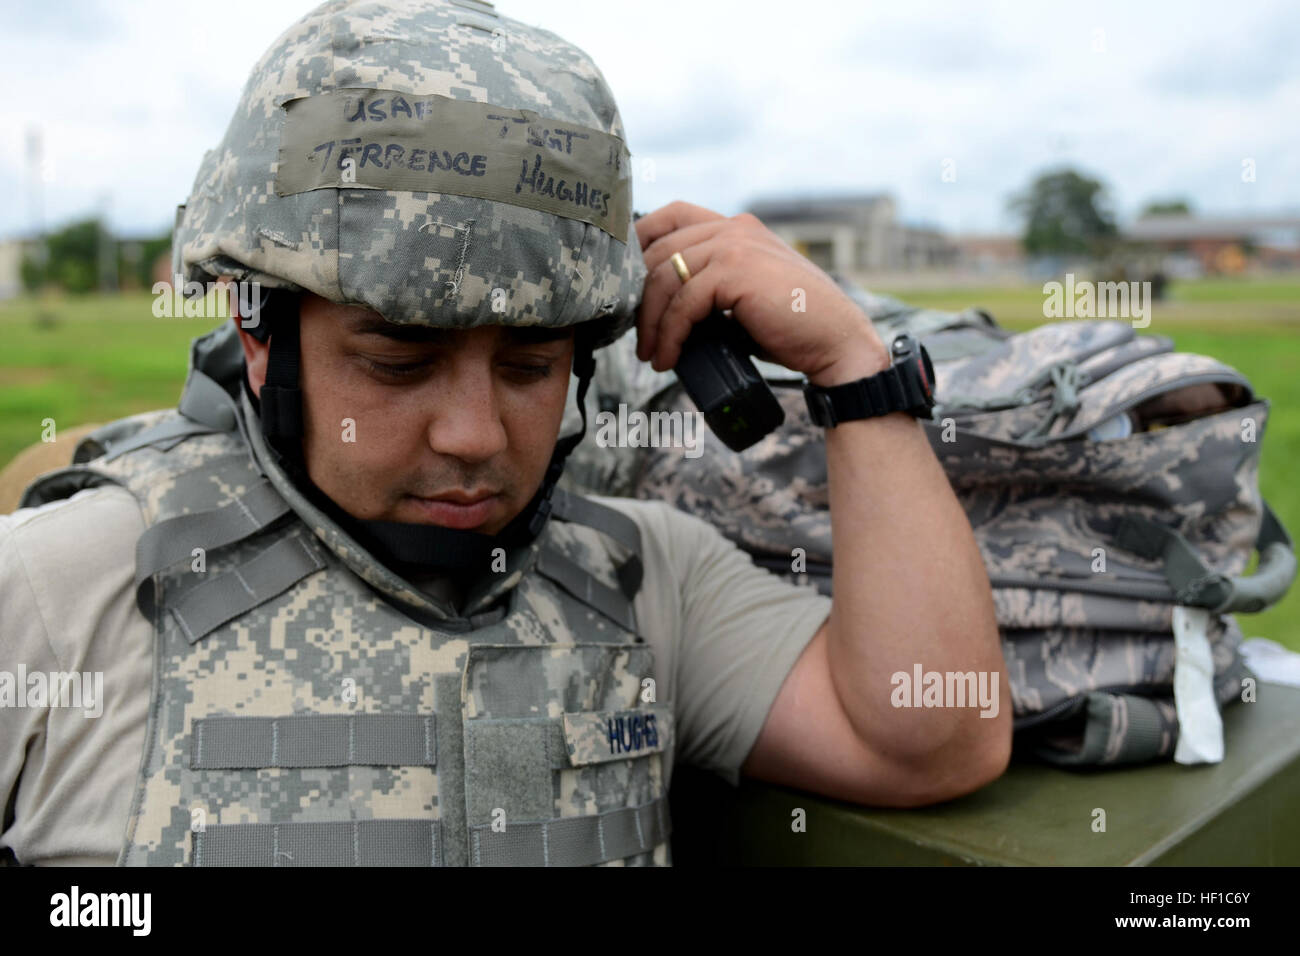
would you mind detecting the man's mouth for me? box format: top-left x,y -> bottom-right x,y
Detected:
405,490 -> 501,530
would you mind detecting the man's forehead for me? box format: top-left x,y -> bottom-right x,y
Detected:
340,313 -> 575,345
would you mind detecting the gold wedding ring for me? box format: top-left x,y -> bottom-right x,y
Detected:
669,251 -> 692,284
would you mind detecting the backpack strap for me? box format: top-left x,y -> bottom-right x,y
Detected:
1032,693 -> 1175,766
1117,501 -> 1296,614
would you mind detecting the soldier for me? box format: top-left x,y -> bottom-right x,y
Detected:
0,0 -> 1009,867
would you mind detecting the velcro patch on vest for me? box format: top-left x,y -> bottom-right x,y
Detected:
562,707 -> 671,766
276,89 -> 631,239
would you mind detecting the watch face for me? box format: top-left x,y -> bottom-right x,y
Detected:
918,346 -> 935,400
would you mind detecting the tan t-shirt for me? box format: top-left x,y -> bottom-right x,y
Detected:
0,484 -> 830,866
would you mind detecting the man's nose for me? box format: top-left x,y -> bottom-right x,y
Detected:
426,361 -> 509,464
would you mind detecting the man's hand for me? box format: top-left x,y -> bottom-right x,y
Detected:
633,201 -> 890,386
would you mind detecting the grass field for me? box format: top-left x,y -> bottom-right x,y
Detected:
880,276 -> 1300,324
2,277 -> 1299,648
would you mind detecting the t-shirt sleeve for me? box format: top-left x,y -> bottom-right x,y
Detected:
595,497 -> 832,787
0,502 -> 64,848
0,485 -> 152,865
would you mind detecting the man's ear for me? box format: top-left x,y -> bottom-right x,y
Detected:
231,299 -> 269,399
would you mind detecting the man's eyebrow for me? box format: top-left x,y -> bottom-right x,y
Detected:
347,317 -> 451,342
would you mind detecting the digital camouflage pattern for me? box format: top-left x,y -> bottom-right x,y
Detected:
174,0 -> 645,349
21,320 -> 672,866
565,285 -> 1281,765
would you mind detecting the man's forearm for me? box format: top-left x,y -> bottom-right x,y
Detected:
813,336 -> 1012,775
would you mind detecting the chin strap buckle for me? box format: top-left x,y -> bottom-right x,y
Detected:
528,494 -> 554,538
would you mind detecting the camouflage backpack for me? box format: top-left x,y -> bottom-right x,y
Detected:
565,282 -> 1297,766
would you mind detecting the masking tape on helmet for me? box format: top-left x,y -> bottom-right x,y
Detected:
276,89 -> 631,240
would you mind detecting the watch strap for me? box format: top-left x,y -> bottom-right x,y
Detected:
804,359 -> 932,426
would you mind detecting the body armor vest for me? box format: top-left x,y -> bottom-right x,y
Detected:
21,325 -> 671,866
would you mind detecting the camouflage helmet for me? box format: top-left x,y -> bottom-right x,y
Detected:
174,0 -> 645,350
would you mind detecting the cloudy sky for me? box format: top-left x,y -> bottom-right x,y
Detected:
1,0 -> 1296,240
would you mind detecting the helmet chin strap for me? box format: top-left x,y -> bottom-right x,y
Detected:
251,312 -> 596,575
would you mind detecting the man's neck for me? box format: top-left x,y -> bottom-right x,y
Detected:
404,568 -> 473,614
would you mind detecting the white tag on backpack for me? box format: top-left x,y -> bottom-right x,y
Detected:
1172,605 -> 1224,764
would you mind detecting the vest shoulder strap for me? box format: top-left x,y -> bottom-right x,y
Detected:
166,529 -> 326,643
548,487 -> 644,601
550,487 -> 641,554
131,476 -> 297,622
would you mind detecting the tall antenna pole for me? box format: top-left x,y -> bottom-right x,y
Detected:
25,126 -> 47,283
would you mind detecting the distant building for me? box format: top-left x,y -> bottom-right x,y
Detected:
0,233 -> 172,297
0,239 -> 23,300
150,245 -> 173,285
1126,213 -> 1300,273
745,193 -> 958,272
950,234 -> 1026,273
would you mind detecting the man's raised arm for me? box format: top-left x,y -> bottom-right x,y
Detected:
631,200 -> 1011,806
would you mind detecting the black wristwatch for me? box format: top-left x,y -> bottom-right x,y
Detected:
803,334 -> 936,426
